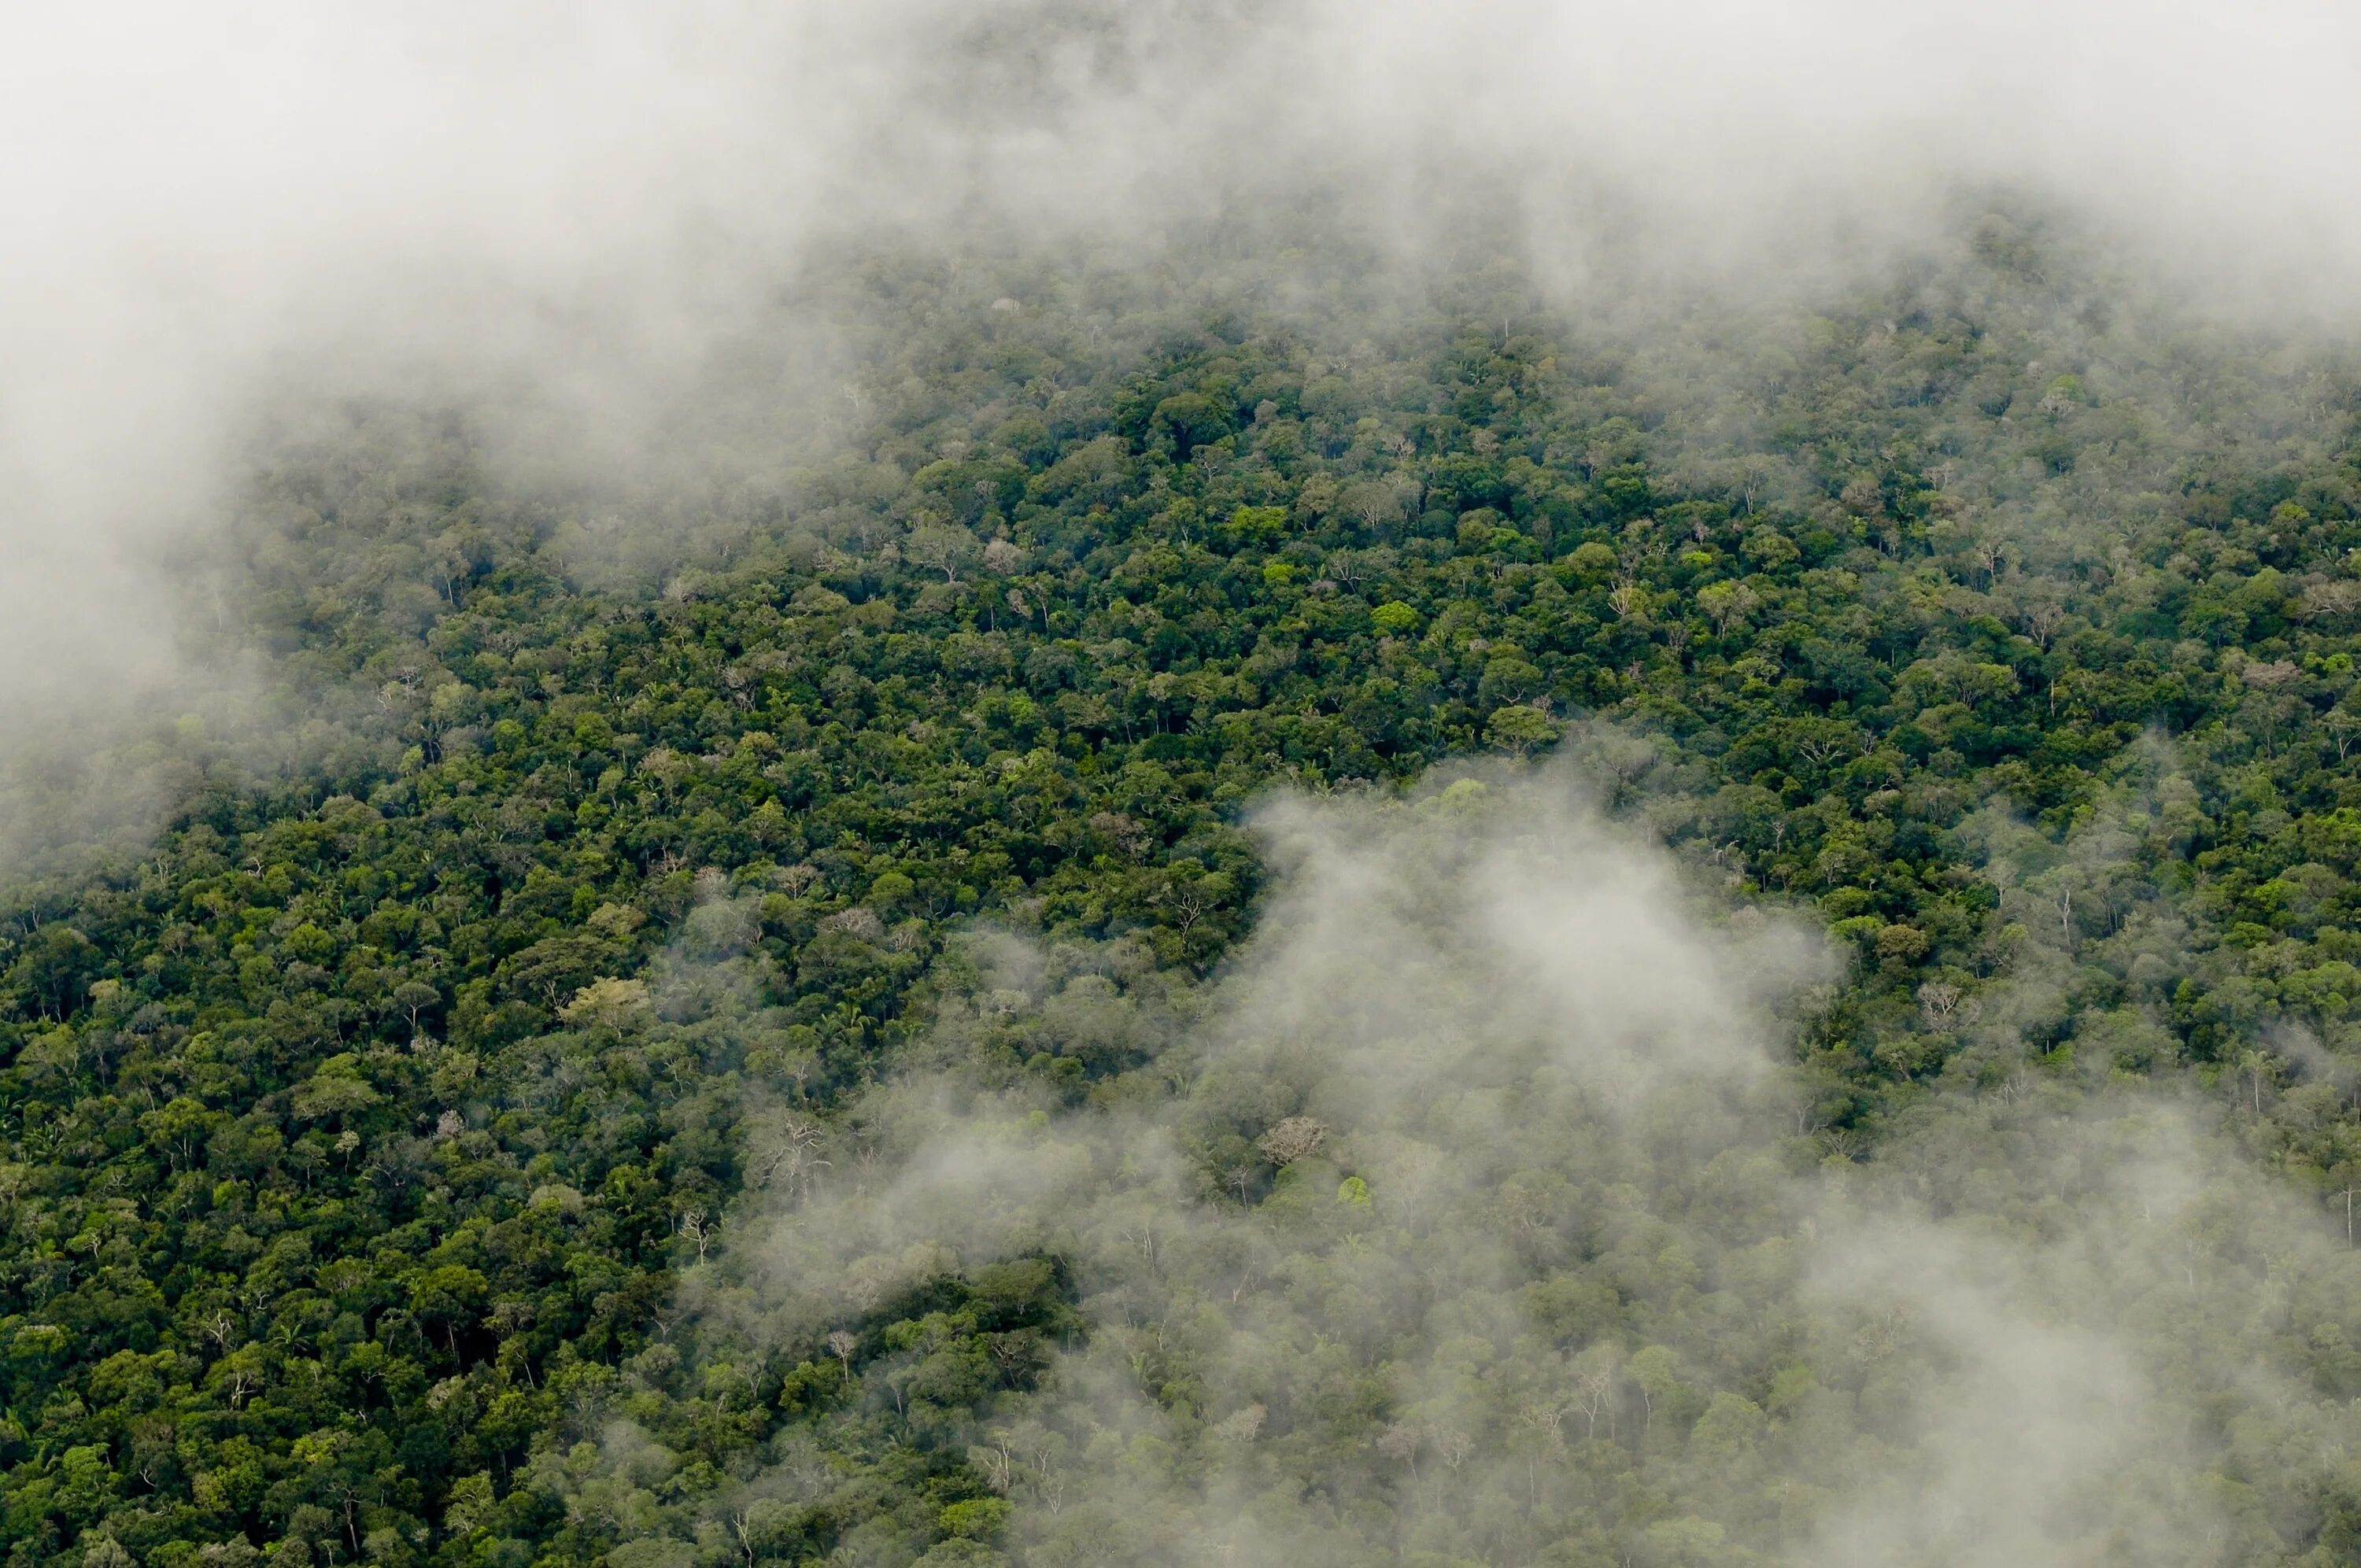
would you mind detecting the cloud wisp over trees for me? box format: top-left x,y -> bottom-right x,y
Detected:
675,764 -> 2361,1565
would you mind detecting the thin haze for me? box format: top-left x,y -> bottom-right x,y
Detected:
6,1 -> 2361,752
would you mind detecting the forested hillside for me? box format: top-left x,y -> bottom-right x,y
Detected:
11,208 -> 2361,1566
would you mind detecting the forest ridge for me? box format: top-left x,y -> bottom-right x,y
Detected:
7,215 -> 2361,1565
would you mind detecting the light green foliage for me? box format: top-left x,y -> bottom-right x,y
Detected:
1485,704 -> 1563,754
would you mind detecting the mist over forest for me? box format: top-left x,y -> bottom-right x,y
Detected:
13,6 -> 2361,1567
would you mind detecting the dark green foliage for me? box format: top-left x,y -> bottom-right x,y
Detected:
9,207 -> 2361,1564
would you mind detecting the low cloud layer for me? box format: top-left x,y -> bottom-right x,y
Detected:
11,0 -> 2361,770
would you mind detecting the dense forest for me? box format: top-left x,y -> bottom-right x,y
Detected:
12,205 -> 2361,1566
